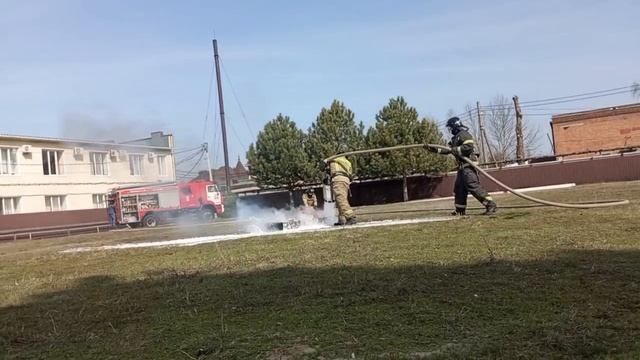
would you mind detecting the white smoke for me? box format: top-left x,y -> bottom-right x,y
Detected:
236,201 -> 335,233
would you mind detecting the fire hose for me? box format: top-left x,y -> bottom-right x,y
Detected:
324,144 -> 630,209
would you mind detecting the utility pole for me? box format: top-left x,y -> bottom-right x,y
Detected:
212,39 -> 231,192
476,101 -> 486,164
204,143 -> 213,182
513,95 -> 525,163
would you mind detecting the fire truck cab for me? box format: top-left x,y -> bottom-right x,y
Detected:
110,179 -> 224,227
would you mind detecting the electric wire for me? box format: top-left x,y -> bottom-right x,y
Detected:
226,115 -> 248,155
520,85 -> 633,105
220,57 -> 256,139
177,151 -> 205,180
202,61 -> 216,140
479,86 -> 635,109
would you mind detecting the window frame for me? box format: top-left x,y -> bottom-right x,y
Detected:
157,155 -> 167,176
92,193 -> 107,208
42,149 -> 64,176
0,147 -> 19,176
89,151 -> 109,176
45,195 -> 66,212
0,197 -> 20,215
128,154 -> 144,176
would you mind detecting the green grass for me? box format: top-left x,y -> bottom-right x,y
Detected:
1,181 -> 640,359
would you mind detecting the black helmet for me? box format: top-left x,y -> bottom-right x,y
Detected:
446,116 -> 466,135
305,188 -> 314,195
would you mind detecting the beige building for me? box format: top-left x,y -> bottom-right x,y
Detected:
0,131 -> 175,215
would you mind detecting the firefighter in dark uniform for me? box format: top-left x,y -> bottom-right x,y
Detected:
427,117 -> 497,215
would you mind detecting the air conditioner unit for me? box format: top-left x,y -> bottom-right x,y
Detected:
21,145 -> 32,153
109,149 -> 119,158
73,147 -> 84,156
148,152 -> 156,160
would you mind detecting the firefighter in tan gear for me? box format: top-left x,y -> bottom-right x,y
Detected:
302,189 -> 318,208
426,116 -> 497,215
326,155 -> 356,225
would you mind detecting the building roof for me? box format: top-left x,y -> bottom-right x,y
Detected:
552,102 -> 640,124
0,132 -> 173,150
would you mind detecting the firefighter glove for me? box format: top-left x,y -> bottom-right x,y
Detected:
424,144 -> 439,153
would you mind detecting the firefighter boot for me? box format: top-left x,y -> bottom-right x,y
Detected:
450,208 -> 466,216
345,217 -> 357,225
483,201 -> 497,215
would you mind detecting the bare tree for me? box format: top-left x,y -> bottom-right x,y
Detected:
462,103 -> 479,141
450,96 -> 540,162
523,120 -> 541,156
484,95 -> 516,161
483,94 -> 541,162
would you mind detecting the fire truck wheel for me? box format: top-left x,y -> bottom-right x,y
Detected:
142,214 -> 158,227
201,208 -> 217,222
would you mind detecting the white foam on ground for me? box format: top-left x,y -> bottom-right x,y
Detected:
62,216 -> 455,253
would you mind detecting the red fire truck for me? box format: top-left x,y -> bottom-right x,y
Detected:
109,180 -> 224,227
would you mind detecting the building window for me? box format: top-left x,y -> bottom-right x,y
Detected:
0,197 -> 20,215
45,195 -> 66,212
92,194 -> 107,208
157,155 -> 167,176
42,149 -> 63,175
0,147 -> 18,175
90,152 -> 109,175
129,154 -> 144,176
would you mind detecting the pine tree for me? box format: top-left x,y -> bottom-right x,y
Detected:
306,100 -> 365,180
367,97 -> 450,201
246,114 -> 314,201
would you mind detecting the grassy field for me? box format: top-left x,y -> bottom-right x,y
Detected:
1,181 -> 640,359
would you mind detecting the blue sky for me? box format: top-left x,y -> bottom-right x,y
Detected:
2,0 -> 639,169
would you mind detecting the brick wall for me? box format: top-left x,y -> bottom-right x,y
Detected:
552,103 -> 640,156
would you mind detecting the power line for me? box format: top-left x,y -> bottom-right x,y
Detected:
480,85 -> 634,109
176,147 -> 205,166
520,89 -> 634,108
177,151 -> 205,180
520,85 -> 632,105
202,61 -> 216,140
174,145 -> 205,155
219,57 -> 256,140
226,115 -> 248,155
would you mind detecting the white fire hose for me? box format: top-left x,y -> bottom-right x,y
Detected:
324,144 -> 629,209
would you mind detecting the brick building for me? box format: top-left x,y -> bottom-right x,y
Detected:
551,103 -> 640,157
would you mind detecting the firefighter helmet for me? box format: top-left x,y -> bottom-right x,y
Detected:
445,117 -> 466,135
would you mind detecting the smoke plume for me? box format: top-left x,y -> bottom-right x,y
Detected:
236,200 -> 335,233
60,112 -> 167,142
